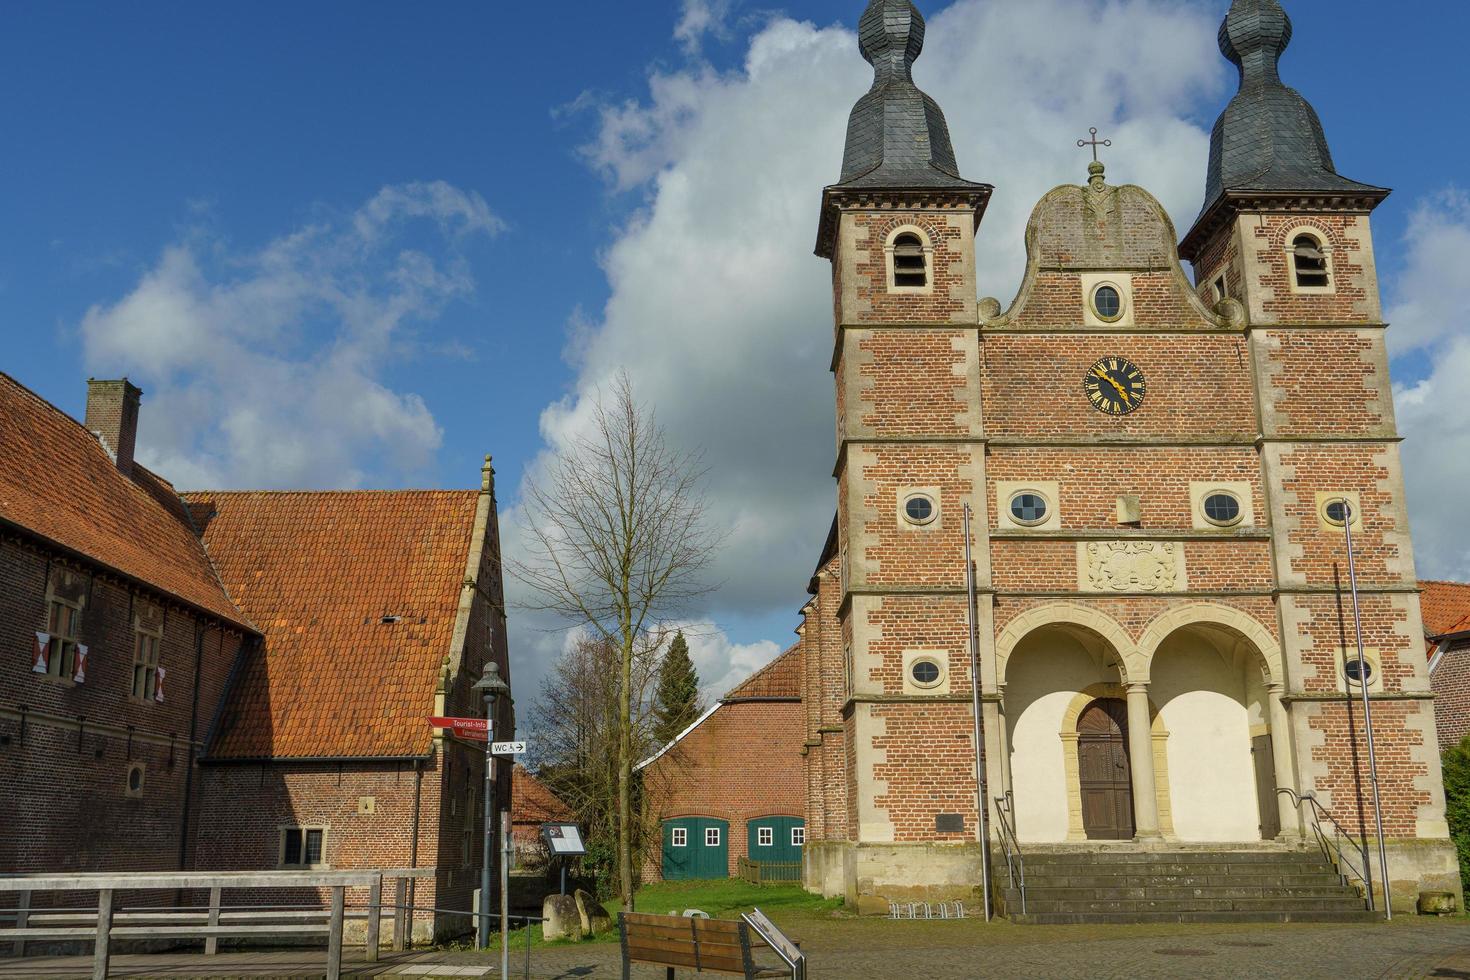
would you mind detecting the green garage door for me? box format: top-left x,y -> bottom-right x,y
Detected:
747,816 -> 805,866
662,817 -> 730,880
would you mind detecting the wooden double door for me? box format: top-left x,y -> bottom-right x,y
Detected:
1078,698 -> 1135,840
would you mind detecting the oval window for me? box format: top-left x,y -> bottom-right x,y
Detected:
903,494 -> 937,526
1344,658 -> 1374,685
1009,492 -> 1049,526
1324,499 -> 1352,527
1203,492 -> 1242,527
1092,284 -> 1123,321
910,659 -> 943,688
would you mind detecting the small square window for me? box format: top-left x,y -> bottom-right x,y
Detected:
280,827 -> 327,868
792,827 -> 805,847
672,828 -> 687,847
758,827 -> 773,847
705,827 -> 721,847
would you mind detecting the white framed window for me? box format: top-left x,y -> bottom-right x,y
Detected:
132,614 -> 163,702
1285,227 -> 1334,293
758,827 -> 773,847
672,827 -> 687,847
279,827 -> 327,869
705,827 -> 721,847
792,827 -> 805,847
42,596 -> 82,681
884,226 -> 934,294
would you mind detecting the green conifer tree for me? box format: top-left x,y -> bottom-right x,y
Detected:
653,631 -> 702,746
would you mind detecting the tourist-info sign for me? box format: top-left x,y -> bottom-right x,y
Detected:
428,716 -> 489,741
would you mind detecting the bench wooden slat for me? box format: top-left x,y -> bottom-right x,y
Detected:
110,925 -> 330,938
620,911 -> 793,979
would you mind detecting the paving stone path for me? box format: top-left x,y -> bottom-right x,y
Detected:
2,918 -> 1468,978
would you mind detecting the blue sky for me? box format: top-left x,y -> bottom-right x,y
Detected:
3,0 -> 1467,702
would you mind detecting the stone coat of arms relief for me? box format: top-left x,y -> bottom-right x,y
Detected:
1081,541 -> 1186,593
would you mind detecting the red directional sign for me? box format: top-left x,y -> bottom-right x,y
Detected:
429,716 -> 489,741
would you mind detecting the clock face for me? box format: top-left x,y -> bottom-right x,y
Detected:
1084,356 -> 1147,416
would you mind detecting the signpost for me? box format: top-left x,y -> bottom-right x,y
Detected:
428,716 -> 489,742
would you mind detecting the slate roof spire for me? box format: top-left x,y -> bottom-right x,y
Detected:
1195,0 -> 1385,217
833,0 -> 978,189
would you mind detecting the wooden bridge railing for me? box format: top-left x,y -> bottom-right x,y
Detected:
0,868 -> 435,980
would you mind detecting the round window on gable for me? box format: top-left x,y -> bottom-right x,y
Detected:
909,658 -> 944,690
1202,491 -> 1243,527
1008,491 -> 1050,527
903,493 -> 937,527
1091,283 -> 1124,322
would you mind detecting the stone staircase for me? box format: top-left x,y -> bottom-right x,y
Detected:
996,848 -> 1377,924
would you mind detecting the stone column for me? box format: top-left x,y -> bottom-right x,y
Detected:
1126,683 -> 1162,839
1268,684 -> 1301,838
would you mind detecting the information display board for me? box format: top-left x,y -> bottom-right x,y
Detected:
541,823 -> 587,856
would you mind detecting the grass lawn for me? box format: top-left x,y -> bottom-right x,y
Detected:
437,879 -> 834,953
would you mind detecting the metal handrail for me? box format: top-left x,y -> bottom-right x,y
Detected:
1276,787 -> 1372,909
993,792 -> 1026,915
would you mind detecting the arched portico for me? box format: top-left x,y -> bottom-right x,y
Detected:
999,603 -> 1293,845
1136,606 -> 1296,842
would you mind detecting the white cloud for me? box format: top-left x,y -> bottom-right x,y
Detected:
674,0 -> 735,56
1389,189 -> 1470,581
508,1 -> 1226,700
79,181 -> 501,489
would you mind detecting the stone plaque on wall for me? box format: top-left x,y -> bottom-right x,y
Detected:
1078,541 -> 1187,593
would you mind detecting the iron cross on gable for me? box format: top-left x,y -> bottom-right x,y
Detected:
1078,127 -> 1112,162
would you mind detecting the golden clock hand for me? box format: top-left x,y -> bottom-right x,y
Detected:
1094,368 -> 1132,405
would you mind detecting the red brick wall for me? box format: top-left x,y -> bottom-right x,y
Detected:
1432,643 -> 1470,751
0,534 -> 243,885
643,700 -> 804,879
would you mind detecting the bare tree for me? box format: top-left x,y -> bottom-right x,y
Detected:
530,634 -> 663,891
511,372 -> 719,907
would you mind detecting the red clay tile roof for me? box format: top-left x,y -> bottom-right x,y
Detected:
723,644 -> 802,700
512,765 -> 575,825
185,489 -> 479,760
0,374 -> 248,628
1423,581 -> 1470,640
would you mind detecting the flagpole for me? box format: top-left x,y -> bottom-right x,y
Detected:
1340,499 -> 1392,919
964,504 -> 993,921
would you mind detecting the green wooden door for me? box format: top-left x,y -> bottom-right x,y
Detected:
662,817 -> 729,880
747,816 -> 804,866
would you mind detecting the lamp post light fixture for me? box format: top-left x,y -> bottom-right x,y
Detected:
472,661 -> 510,949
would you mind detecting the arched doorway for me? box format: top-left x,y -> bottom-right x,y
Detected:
1077,699 -> 1134,840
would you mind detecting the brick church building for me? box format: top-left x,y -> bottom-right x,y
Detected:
797,0 -> 1460,915
0,373 -> 512,941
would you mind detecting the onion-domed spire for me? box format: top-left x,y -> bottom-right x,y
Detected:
1190,0 -> 1385,235
833,0 -> 978,189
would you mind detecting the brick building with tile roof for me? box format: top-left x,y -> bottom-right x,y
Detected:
1424,582 -> 1470,750
0,374 -> 513,942
636,646 -> 805,882
510,765 -> 575,857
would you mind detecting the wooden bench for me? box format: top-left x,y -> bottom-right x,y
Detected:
618,912 -> 792,979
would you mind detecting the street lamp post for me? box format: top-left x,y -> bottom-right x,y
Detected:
472,662 -> 510,950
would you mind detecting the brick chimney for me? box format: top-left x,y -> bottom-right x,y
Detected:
85,378 -> 143,476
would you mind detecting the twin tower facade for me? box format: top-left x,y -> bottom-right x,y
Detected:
796,0 -> 1461,910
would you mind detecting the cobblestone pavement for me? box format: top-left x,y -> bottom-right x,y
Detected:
518,918 -> 1470,980
2,918 -> 1468,978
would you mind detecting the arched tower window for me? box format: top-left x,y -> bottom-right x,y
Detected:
1291,233 -> 1331,290
885,228 -> 933,293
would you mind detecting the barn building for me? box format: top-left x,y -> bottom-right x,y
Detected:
797,0 -> 1461,917
0,373 -> 513,942
638,646 -> 805,881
